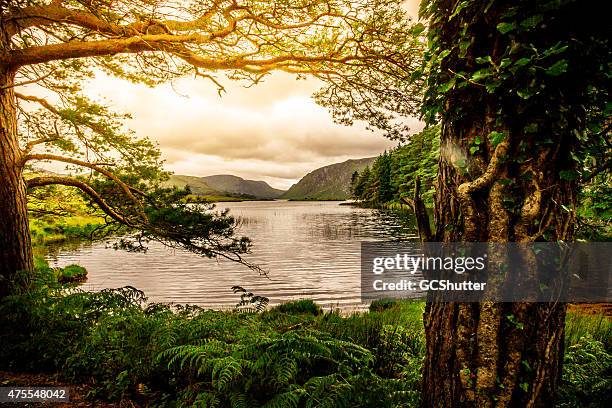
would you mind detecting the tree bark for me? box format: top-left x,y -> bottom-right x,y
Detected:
421,118 -> 573,407
415,0 -> 598,404
0,64 -> 33,297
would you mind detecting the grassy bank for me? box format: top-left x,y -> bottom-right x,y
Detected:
30,215 -> 105,245
27,182 -> 107,245
0,268 -> 609,407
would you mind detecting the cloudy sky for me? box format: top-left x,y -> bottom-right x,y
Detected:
81,1 -> 422,191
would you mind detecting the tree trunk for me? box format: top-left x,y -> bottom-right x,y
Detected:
0,65 -> 33,297
415,0 -> 597,404
421,117 -> 574,406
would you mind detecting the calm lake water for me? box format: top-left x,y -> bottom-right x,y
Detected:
47,201 -> 418,309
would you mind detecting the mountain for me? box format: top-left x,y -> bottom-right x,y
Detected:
281,157 -> 376,200
167,174 -> 285,199
200,175 -> 285,199
166,175 -> 220,196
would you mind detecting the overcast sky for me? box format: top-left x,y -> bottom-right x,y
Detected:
81,1 -> 422,190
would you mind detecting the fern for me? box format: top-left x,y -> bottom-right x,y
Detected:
212,357 -> 244,390
232,286 -> 269,312
1,285 -> 429,406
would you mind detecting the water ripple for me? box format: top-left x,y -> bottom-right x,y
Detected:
47,201 -> 418,309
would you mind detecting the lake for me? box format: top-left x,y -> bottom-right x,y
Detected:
47,200 -> 418,309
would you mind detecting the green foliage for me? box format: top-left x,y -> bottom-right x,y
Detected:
57,264 -> 88,284
232,286 -> 270,313
27,182 -> 106,243
30,256 -> 88,286
271,299 -> 322,316
1,279 -> 610,406
565,312 -> 612,351
0,286 -> 424,407
351,126 -> 440,206
419,0 -> 608,128
419,0 -> 610,239
369,299 -> 401,312
558,335 -> 612,408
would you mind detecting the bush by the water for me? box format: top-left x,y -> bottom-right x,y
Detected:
32,256 -> 88,285
270,299 -> 322,315
0,272 -> 609,407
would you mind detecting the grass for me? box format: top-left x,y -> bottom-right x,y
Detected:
29,215 -> 105,244
565,312 -> 612,349
33,256 -> 88,285
270,299 -> 322,315
185,194 -> 247,203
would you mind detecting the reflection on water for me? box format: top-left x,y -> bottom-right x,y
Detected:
47,201 -> 418,309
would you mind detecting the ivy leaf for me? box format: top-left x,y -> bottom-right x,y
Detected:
546,60 -> 568,76
410,69 -> 423,81
513,57 -> 532,68
438,49 -> 451,60
475,56 -> 493,65
449,1 -> 469,20
520,14 -> 544,29
517,88 -> 534,99
459,39 -> 472,58
469,146 -> 479,155
497,22 -> 516,34
438,78 -> 456,93
489,131 -> 506,147
471,68 -> 492,81
485,80 -> 502,93
542,43 -> 568,57
521,360 -> 532,371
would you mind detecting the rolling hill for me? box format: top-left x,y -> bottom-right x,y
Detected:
200,175 -> 285,199
281,157 -> 376,200
167,174 -> 285,199
166,175 -> 220,196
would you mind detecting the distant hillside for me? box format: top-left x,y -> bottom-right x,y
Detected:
166,175 -> 220,196
167,174 -> 285,199
281,157 -> 376,200
201,175 -> 285,199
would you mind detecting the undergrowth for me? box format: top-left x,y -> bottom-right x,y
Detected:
0,271 -> 609,407
0,282 -> 423,407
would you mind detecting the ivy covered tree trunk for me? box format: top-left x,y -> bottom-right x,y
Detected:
422,119 -> 572,407
418,0 -> 607,406
0,63 -> 33,298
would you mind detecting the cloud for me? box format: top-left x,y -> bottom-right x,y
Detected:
84,69 -> 423,190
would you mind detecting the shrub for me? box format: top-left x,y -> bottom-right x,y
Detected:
0,286 -> 423,406
558,334 -> 612,408
57,265 -> 88,284
370,298 -> 400,312
271,299 -> 322,316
